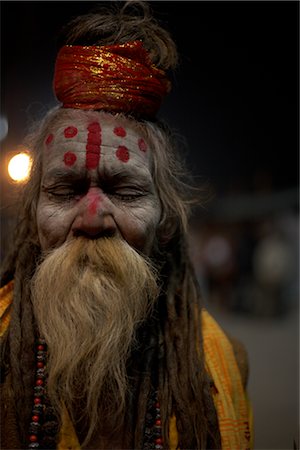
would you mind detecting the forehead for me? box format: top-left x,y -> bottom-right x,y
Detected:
42,112 -> 151,174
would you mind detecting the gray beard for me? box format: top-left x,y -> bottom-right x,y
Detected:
31,236 -> 158,445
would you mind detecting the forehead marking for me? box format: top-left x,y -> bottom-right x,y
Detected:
45,134 -> 54,146
114,126 -> 127,137
63,151 -> 77,167
138,138 -> 147,152
86,122 -> 101,170
64,126 -> 78,138
116,145 -> 130,163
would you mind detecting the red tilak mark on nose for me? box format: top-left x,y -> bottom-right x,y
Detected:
64,151 -> 77,166
87,193 -> 101,216
45,134 -> 54,146
116,145 -> 130,163
64,126 -> 78,138
88,198 -> 99,215
86,122 -> 101,170
138,138 -> 147,152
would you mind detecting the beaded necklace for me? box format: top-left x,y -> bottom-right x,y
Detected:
143,389 -> 163,450
27,340 -> 163,449
28,338 -> 47,448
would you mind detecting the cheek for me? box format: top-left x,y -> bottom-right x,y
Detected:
36,202 -> 73,250
119,203 -> 161,253
145,208 -> 161,246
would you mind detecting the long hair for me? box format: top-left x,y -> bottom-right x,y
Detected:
0,2 -> 221,448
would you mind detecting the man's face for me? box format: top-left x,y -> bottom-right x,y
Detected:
36,111 -> 161,254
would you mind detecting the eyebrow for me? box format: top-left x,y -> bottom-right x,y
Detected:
103,164 -> 152,181
103,168 -> 154,189
43,166 -> 154,190
42,168 -> 87,183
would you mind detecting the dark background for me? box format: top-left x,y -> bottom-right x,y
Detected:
1,0 -> 299,197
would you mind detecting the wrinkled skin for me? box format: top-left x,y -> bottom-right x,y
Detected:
37,112 -> 161,255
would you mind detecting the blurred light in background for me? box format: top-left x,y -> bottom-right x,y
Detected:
203,235 -> 232,269
253,234 -> 293,286
8,152 -> 32,182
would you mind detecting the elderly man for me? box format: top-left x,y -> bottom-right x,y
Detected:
0,2 -> 252,449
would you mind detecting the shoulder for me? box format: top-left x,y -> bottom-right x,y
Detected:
0,281 -> 14,338
226,334 -> 249,389
201,308 -> 249,389
201,309 -> 253,449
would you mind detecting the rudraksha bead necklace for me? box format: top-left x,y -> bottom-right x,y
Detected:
28,339 -> 163,449
28,338 -> 47,448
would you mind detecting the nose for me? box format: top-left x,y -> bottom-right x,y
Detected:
71,191 -> 117,239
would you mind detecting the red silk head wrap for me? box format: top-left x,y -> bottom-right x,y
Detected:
53,41 -> 171,119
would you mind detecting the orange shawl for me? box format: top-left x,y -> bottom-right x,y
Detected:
0,281 -> 253,449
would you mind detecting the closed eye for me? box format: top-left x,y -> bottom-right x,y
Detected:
41,184 -> 86,202
108,187 -> 148,202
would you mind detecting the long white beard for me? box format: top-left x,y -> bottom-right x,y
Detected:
31,236 -> 158,445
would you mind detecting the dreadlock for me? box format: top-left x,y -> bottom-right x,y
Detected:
1,1 -> 221,448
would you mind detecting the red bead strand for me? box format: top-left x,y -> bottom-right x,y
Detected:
28,338 -> 47,449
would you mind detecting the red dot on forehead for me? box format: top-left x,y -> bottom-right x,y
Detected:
64,126 -> 78,138
116,146 -> 130,163
114,126 -> 126,137
63,151 -> 77,166
45,134 -> 54,146
138,138 -> 147,152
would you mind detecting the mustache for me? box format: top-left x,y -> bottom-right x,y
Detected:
40,235 -> 157,277
38,235 -> 160,312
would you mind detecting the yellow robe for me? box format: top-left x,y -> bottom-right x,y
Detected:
0,281 -> 253,449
